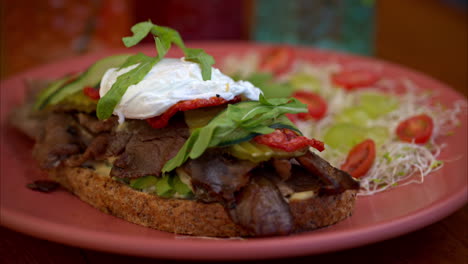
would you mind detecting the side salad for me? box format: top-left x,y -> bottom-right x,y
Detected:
222,47 -> 466,196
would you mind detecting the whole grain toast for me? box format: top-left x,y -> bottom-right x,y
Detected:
48,166 -> 357,237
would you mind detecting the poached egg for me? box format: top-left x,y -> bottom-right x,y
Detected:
100,58 -> 261,122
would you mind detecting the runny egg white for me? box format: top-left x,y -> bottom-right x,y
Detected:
100,58 -> 262,122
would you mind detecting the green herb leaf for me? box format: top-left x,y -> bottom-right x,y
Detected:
184,48 -> 215,80
122,21 -> 154,47
258,93 -> 292,106
155,37 -> 168,59
151,25 -> 185,49
162,99 -> 307,172
118,53 -> 152,69
97,56 -> 160,119
249,126 -> 276,135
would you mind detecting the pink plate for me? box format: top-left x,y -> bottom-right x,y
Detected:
1,43 -> 467,260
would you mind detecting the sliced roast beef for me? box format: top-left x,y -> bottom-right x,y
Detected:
104,131 -> 132,157
32,113 -> 83,168
271,158 -> 292,180
77,113 -> 117,134
296,151 -> 360,195
230,175 -> 294,236
110,120 -> 189,178
182,149 -> 257,203
65,133 -> 110,167
285,165 -> 322,192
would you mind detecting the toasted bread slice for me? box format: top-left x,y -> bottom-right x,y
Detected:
48,166 -> 357,237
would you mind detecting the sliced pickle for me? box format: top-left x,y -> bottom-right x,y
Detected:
228,141 -> 305,163
184,105 -> 225,130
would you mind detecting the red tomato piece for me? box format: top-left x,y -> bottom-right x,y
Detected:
290,91 -> 327,121
146,96 -> 241,129
396,114 -> 434,144
83,86 -> 100,100
341,139 -> 376,178
259,47 -> 294,76
332,69 -> 380,90
254,128 -> 325,152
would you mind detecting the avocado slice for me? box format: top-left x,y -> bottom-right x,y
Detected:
33,74 -> 77,110
37,54 -> 131,109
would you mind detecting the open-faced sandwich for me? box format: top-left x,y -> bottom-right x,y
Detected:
10,22 -> 359,237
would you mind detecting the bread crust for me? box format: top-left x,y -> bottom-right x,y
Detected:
48,166 -> 357,237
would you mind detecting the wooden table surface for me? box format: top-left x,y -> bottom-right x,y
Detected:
1,204 -> 466,264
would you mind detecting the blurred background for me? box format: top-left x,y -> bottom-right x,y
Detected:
0,0 -> 466,96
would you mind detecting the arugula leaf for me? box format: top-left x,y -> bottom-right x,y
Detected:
162,100 -> 307,172
151,25 -> 186,50
97,56 -> 160,120
259,94 -> 290,106
155,37 -> 168,59
118,53 -> 152,69
184,48 -> 215,80
122,21 -> 154,47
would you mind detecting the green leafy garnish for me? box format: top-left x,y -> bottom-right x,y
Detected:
162,95 -> 307,172
118,52 -> 153,69
97,21 -> 215,120
122,21 -> 154,47
97,54 -> 160,120
150,24 -> 185,50
184,48 -> 215,80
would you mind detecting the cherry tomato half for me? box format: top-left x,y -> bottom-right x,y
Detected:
83,86 -> 100,100
396,114 -> 434,144
259,47 -> 294,76
332,69 -> 380,91
254,128 -> 325,152
146,96 -> 241,129
291,91 -> 327,121
341,139 -> 376,178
